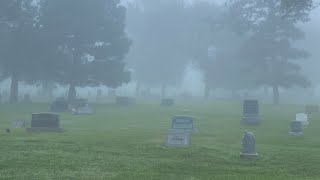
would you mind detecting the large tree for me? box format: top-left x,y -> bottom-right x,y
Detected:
0,0 -> 40,103
227,0 -> 311,105
40,0 -> 131,102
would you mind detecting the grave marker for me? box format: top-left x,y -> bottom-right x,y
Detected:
161,98 -> 175,106
165,132 -> 190,147
169,115 -> 196,133
289,121 -> 303,136
241,100 -> 261,125
305,105 -> 319,114
296,113 -> 309,125
27,113 -> 64,132
240,131 -> 258,159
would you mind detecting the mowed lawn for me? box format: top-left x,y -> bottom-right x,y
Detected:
0,102 -> 319,180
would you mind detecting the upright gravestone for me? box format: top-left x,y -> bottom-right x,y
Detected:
161,98 -> 175,106
305,105 -> 319,114
71,98 -> 93,115
50,98 -> 69,113
289,121 -> 303,136
23,94 -> 31,103
26,113 -> 64,132
12,119 -> 26,128
241,100 -> 261,125
165,132 -> 190,147
296,113 -> 309,126
169,115 -> 196,133
240,131 -> 258,159
116,96 -> 135,106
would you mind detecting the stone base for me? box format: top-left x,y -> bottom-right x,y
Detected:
242,116 -> 261,125
289,131 -> 303,136
26,127 -> 64,132
240,153 -> 258,159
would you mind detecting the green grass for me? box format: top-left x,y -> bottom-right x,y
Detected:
0,102 -> 319,180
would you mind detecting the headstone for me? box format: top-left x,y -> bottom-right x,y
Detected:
23,94 -> 31,103
240,131 -> 258,159
12,119 -> 26,128
165,132 -> 190,147
296,113 -> 309,125
289,121 -> 303,136
108,89 -> 116,97
116,96 -> 135,106
305,105 -> 319,114
169,115 -> 197,133
241,100 -> 261,125
50,98 -> 69,113
71,99 -> 93,115
161,98 -> 175,106
26,113 -> 64,132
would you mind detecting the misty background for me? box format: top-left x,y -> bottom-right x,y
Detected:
0,0 -> 319,104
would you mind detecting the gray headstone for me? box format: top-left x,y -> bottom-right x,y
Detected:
289,121 -> 303,136
240,131 -> 258,159
12,119 -> 26,128
27,113 -> 63,132
242,100 -> 261,125
116,96 -> 135,106
169,115 -> 197,133
305,105 -> 319,114
72,104 -> 93,115
161,98 -> 174,106
165,132 -> 190,147
50,98 -> 69,113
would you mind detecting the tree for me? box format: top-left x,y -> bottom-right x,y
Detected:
40,0 -> 131,102
0,0 -> 40,103
228,0 -> 311,105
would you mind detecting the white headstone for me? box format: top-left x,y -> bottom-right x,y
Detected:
296,113 -> 309,125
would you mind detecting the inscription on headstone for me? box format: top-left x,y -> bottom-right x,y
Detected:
289,121 -> 303,136
241,100 -> 261,125
165,132 -> 190,147
27,113 -> 63,132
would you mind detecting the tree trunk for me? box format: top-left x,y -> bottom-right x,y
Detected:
272,85 -> 279,105
204,82 -> 210,99
161,84 -> 166,98
10,73 -> 19,104
68,82 -> 76,103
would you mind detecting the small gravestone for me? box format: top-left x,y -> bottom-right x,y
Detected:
116,96 -> 135,106
289,121 -> 303,136
305,105 -> 319,114
26,113 -> 63,132
241,100 -> 261,125
23,94 -> 31,103
12,119 -> 26,128
161,98 -> 174,106
71,99 -> 93,115
50,98 -> 69,113
108,89 -> 116,97
296,113 -> 309,125
169,115 -> 197,133
165,132 -> 190,147
240,131 -> 258,159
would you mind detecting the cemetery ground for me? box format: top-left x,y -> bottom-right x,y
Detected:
0,102 -> 319,180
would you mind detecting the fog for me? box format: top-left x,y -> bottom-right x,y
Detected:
0,0 -> 319,105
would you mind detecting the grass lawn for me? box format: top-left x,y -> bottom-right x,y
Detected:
0,102 -> 319,180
